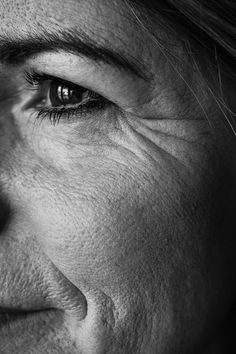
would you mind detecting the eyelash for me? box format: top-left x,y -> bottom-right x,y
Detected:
24,70 -> 110,125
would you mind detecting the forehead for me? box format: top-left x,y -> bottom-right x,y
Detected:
0,0 -> 156,77
1,0 -> 102,27
0,0 -> 142,49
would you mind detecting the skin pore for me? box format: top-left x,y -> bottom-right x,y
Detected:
0,0 -> 236,353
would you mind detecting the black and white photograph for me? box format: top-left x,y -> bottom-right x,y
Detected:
0,0 -> 235,353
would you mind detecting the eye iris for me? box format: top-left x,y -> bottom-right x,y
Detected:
50,81 -> 85,107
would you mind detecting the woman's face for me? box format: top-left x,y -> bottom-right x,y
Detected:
0,0 -> 235,353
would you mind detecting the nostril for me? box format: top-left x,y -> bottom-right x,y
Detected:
0,198 -> 11,233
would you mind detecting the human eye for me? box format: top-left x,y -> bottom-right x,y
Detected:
24,70 -> 111,125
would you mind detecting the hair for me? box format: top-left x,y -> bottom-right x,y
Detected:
126,0 -> 236,131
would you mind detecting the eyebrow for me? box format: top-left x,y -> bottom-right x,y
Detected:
0,28 -> 151,81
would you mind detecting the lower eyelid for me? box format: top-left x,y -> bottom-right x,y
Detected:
29,97 -> 111,126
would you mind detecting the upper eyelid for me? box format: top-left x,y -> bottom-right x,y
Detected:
24,70 -> 102,99
25,70 -> 78,87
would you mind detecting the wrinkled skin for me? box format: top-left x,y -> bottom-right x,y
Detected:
0,0 -> 236,353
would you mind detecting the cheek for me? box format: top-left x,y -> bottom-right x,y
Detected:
30,160 -> 163,283
23,125 -> 233,349
29,140 -> 220,295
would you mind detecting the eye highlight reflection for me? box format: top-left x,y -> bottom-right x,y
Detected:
51,81 -> 100,107
24,70 -> 110,125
